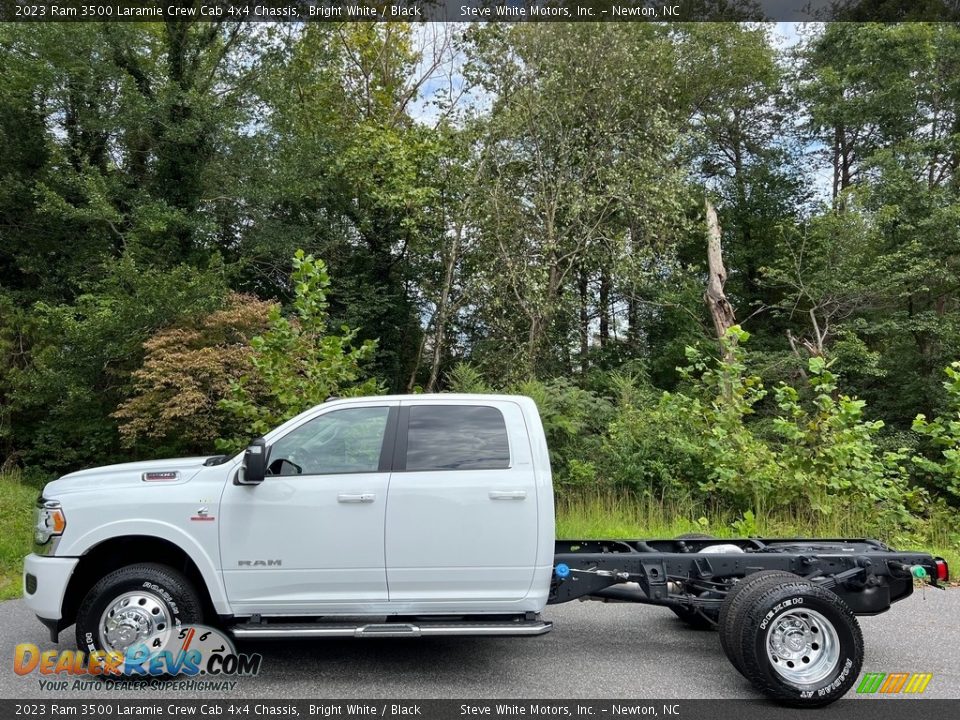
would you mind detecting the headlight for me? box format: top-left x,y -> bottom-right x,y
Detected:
34,499 -> 66,553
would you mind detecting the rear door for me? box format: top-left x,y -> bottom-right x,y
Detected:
384,400 -> 539,606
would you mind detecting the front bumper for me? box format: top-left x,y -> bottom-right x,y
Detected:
23,553 -> 79,638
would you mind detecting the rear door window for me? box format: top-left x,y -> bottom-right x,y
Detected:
404,405 -> 510,471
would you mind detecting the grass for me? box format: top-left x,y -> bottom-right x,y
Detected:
0,470 -> 39,600
556,490 -> 960,579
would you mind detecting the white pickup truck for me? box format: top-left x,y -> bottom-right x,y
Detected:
25,394 -> 948,706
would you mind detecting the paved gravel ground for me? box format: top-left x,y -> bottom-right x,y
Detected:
1,589 -> 957,700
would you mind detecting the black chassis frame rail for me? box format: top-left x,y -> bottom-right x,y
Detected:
549,537 -> 943,617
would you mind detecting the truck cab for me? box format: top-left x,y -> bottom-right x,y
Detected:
25,395 -> 555,651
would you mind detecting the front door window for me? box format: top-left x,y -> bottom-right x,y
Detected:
267,407 -> 390,476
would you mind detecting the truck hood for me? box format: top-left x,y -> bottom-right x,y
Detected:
43,456 -> 217,497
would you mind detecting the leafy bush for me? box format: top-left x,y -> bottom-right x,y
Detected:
445,362 -> 493,394
772,356 -> 914,526
598,328 -> 914,532
913,362 -> 960,500
440,335 -> 952,544
602,328 -> 781,505
602,372 -> 713,497
666,328 -> 782,507
511,377 -> 611,489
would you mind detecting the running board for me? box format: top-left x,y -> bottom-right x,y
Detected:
229,619 -> 553,639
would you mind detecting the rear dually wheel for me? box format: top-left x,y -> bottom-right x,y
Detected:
732,578 -> 863,707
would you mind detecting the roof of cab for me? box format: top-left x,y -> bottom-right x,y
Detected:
322,393 -> 532,406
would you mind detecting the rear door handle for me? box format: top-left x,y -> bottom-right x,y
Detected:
338,493 -> 376,503
489,490 -> 527,500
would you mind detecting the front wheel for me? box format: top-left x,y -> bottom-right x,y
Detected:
734,578 -> 863,707
76,563 -> 203,657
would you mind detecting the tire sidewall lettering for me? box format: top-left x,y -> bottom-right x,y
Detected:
815,657 -> 854,698
142,580 -> 180,616
760,596 -> 804,631
800,657 -> 854,699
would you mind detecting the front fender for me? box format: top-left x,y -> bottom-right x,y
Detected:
61,520 -> 231,615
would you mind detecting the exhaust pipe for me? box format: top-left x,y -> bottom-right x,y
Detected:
586,583 -> 648,603
587,581 -> 688,605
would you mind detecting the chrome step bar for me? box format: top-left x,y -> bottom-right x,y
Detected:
230,619 -> 552,639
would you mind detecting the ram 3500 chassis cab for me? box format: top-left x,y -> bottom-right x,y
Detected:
25,394 -> 948,706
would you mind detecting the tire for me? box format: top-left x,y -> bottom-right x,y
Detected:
670,534 -> 719,630
76,563 -> 203,658
718,570 -> 799,675
735,579 -> 863,707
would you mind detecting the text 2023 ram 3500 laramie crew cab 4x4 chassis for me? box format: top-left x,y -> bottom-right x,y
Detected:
24,394 -> 948,706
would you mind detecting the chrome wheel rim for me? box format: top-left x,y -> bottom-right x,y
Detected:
766,608 -> 840,686
98,590 -> 172,654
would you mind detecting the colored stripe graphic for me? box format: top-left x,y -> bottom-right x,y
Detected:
857,672 -> 932,694
887,673 -> 909,693
879,673 -> 903,693
904,674 -> 933,694
857,673 -> 886,694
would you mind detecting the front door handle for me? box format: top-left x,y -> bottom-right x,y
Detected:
489,490 -> 527,500
338,493 -> 376,503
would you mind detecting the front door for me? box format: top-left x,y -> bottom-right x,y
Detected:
220,403 -> 396,615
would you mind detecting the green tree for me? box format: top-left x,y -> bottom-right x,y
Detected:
0,22 -> 257,300
772,357 -> 912,523
246,25 -> 454,390
463,24 -> 689,379
676,23 -> 805,315
795,24 -> 960,424
0,261 -> 227,473
219,251 -> 381,447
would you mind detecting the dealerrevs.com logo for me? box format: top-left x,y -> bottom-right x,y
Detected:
14,625 -> 262,690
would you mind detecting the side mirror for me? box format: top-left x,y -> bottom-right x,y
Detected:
236,438 -> 267,485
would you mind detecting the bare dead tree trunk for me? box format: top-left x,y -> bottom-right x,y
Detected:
425,225 -> 462,392
406,326 -> 429,392
704,198 -> 736,361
